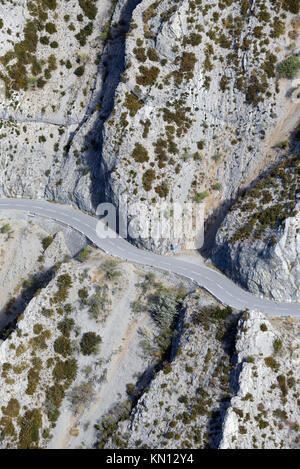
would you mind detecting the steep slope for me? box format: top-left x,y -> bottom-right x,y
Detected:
101,0 -> 300,251
220,311 -> 300,449
102,297 -> 240,449
212,152 -> 300,301
0,243 -> 193,449
101,309 -> 300,450
0,0 -> 114,209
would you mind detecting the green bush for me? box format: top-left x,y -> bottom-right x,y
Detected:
53,358 -> 78,384
80,332 -> 101,355
277,56 -> 300,79
132,143 -> 149,163
194,191 -> 209,203
58,318 -> 75,338
79,0 -> 98,20
1,224 -> 11,233
45,23 -> 57,34
136,66 -> 160,86
142,169 -> 156,191
273,338 -> 283,353
282,0 -> 300,14
101,259 -> 121,280
74,66 -> 85,77
264,356 -> 279,371
54,335 -> 72,357
18,409 -> 42,449
42,235 -> 53,250
1,398 -> 20,418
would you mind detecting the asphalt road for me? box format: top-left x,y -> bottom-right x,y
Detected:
0,198 -> 299,318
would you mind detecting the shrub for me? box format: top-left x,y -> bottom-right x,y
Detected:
58,318 -> 75,338
273,338 -> 283,353
1,224 -> 11,233
26,367 -> 41,395
126,383 -> 135,396
68,382 -> 95,413
142,169 -> 156,191
181,52 -> 197,73
132,143 -> 149,163
77,246 -> 91,262
79,0 -> 98,20
124,92 -> 143,117
264,356 -> 279,371
0,417 -> 15,438
53,358 -> 78,384
42,235 -> 53,250
101,259 -> 121,280
277,375 -> 288,397
277,56 -> 300,79
18,409 -> 42,449
54,335 -> 72,357
2,398 -> 20,418
80,332 -> 101,355
147,48 -> 159,62
136,66 -> 160,86
78,288 -> 89,302
74,66 -> 85,77
155,182 -> 169,198
75,22 -> 93,46
282,0 -> 300,14
45,384 -> 65,420
53,274 -> 72,303
45,23 -> 57,34
194,191 -> 209,203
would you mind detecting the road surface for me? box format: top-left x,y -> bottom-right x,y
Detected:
0,198 -> 299,318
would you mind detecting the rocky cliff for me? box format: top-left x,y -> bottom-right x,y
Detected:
0,1 -> 299,250
101,0 -> 300,251
101,308 -> 300,450
212,153 -> 300,302
220,311 -> 300,449
0,0 -> 114,209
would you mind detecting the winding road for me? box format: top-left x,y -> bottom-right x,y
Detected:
0,197 -> 299,318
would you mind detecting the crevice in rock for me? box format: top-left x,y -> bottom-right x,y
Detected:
0,265 -> 56,342
62,0 -> 144,210
207,312 -> 242,449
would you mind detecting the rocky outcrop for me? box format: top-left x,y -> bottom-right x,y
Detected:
212,154 -> 300,302
100,0 -> 300,251
0,0 -> 298,249
102,308 -> 300,450
0,0 -> 114,210
220,311 -> 300,449
0,217 -> 70,328
0,243 -> 196,449
103,296 -> 239,449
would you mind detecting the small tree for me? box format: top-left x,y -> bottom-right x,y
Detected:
80,332 -> 101,355
277,56 -> 300,79
42,235 -> 53,250
101,260 -> 121,281
1,224 -> 11,234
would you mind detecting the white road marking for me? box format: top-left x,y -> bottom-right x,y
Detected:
0,199 -> 299,318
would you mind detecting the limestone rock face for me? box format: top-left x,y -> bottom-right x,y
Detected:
213,207 -> 300,302
0,217 -> 70,328
220,311 -> 300,449
212,151 -> 300,302
0,0 -> 114,210
100,0 -> 299,251
103,308 -> 300,450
